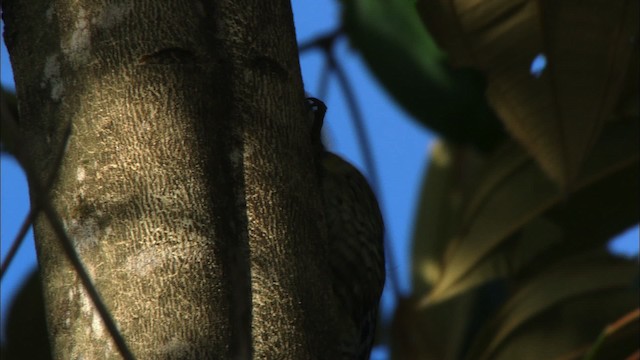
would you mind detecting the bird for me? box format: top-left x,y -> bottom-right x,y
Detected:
305,97 -> 385,360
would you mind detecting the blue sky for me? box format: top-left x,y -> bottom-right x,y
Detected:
1,1 -> 638,355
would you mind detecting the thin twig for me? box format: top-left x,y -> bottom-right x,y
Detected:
329,52 -> 403,299
297,27 -> 343,54
317,57 -> 332,101
327,52 -> 380,192
27,133 -> 136,360
0,96 -> 136,360
1,210 -> 35,280
305,30 -> 404,299
1,109 -> 69,279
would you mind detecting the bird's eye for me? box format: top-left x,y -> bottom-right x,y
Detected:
305,97 -> 327,119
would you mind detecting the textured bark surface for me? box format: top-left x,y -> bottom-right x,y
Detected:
3,0 -> 336,358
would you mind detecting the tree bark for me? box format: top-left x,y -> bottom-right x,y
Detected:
2,0 -> 337,358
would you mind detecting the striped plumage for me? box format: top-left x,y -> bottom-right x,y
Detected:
306,98 -> 385,359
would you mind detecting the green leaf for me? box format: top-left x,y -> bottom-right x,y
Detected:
411,140 -> 485,292
422,117 -> 639,305
429,218 -> 564,306
417,0 -> 639,187
408,141 -> 488,359
464,251 -> 638,360
341,0 -> 505,150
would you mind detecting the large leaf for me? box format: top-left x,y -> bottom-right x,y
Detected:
341,0 -> 505,150
411,140 -> 485,292
464,251 -> 638,360
417,0 -> 639,187
424,218 -> 564,307
489,292 -> 638,360
407,141 -> 489,360
421,117 -> 638,305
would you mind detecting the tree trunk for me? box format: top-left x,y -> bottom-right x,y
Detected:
2,0 -> 338,358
